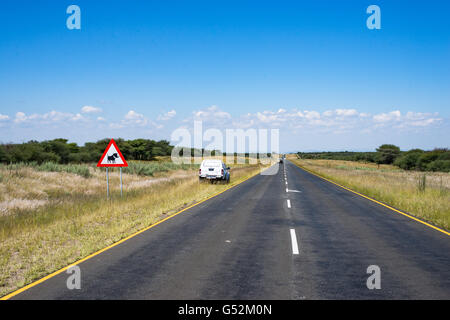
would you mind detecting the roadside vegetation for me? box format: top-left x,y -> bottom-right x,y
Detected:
1,162 -> 92,178
289,156 -> 450,231
297,144 -> 450,172
0,138 -> 174,164
0,158 -> 265,297
0,138 -> 275,166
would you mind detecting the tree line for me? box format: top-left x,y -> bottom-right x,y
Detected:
0,138 -> 174,164
297,144 -> 450,172
0,138 -> 273,165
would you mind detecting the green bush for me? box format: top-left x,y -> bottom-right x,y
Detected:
426,160 -> 450,172
394,150 -> 424,170
417,152 -> 440,171
375,144 -> 401,165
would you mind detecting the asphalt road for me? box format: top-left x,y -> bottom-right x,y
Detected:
12,160 -> 450,299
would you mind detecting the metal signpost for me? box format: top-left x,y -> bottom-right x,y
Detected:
97,139 -> 128,199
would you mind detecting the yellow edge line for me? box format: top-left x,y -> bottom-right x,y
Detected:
291,161 -> 450,237
1,167 -> 266,300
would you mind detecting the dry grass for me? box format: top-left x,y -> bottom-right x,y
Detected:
288,156 -> 450,231
0,161 -> 265,297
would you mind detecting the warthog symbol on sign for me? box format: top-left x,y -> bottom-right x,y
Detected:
107,153 -> 119,163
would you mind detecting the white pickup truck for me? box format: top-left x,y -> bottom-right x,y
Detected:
198,159 -> 230,184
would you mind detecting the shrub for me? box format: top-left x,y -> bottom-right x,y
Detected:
417,152 -> 440,171
426,160 -> 450,172
394,150 -> 424,170
375,144 -> 401,165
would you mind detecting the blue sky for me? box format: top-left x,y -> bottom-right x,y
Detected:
0,0 -> 449,151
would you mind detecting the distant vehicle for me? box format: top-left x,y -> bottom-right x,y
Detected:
279,157 -> 283,164
199,159 -> 230,184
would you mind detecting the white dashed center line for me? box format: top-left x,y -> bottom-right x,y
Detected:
287,199 -> 291,208
290,229 -> 299,255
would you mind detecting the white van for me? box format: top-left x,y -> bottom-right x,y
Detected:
199,159 -> 230,184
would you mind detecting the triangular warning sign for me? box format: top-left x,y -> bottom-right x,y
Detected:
97,139 -> 128,167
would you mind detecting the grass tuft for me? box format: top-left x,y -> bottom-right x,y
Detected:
0,162 -> 91,178
123,161 -> 198,176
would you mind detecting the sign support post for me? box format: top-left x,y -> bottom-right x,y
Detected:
106,167 -> 109,199
97,139 -> 128,200
120,167 -> 123,197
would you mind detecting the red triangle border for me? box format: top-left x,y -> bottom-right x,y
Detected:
97,139 -> 129,167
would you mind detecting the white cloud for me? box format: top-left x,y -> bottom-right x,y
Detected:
81,106 -> 102,114
180,106 -> 442,137
188,105 -> 232,124
370,110 -> 442,129
124,110 -> 144,120
14,112 -> 27,123
322,109 -> 358,117
10,107 -> 442,136
157,110 -> 177,121
122,110 -> 148,126
109,122 -> 124,129
409,118 -> 438,126
3,106 -> 444,151
109,110 -> 163,129
403,112 -> 441,127
256,111 -> 280,123
13,110 -> 88,124
304,110 -> 321,120
336,109 -> 358,117
373,110 -> 401,122
72,113 -> 84,121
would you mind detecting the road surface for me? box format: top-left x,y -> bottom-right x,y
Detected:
12,160 -> 450,299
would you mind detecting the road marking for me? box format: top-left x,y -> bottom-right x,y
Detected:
293,162 -> 450,237
0,165 -> 269,300
290,229 -> 299,255
285,181 -> 288,185
287,199 -> 291,208
286,188 -> 289,193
